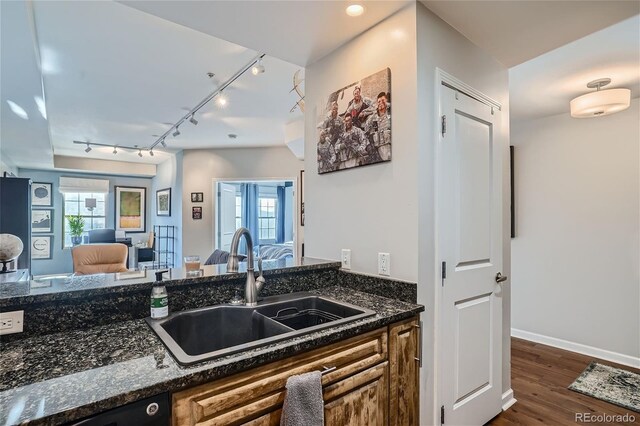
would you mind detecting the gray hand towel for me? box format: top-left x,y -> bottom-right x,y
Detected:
280,370 -> 324,426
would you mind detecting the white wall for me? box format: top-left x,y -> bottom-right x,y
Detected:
416,4 -> 511,422
304,4 -> 419,283
1,157 -> 18,176
511,99 -> 640,363
151,151 -> 184,265
181,146 -> 302,261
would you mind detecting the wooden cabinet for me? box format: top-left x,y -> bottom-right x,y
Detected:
172,317 -> 420,426
389,317 -> 420,426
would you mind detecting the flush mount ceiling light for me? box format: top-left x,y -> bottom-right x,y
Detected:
570,78 -> 631,118
251,58 -> 265,75
346,4 -> 365,17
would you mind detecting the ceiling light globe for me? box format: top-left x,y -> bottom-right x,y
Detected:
346,4 -> 365,17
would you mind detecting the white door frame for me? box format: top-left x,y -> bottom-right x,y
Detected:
212,176 -> 299,259
434,68 -> 507,424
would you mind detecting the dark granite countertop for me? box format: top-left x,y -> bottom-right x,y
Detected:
0,257 -> 340,306
0,286 -> 423,425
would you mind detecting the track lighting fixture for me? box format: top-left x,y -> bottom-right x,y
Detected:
74,141 -> 156,158
138,149 -> 143,157
147,53 -> 265,152
112,146 -> 117,154
251,58 -> 265,75
217,93 -> 228,107
149,149 -> 154,157
85,143 -> 92,153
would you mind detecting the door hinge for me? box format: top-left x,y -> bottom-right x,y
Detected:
441,115 -> 447,137
441,405 -> 445,424
441,261 -> 446,286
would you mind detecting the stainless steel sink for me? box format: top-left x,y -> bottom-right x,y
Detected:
146,293 -> 375,365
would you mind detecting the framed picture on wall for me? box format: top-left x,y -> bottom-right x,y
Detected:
32,236 -> 52,260
115,186 -> 146,233
191,192 -> 204,203
32,209 -> 53,233
192,206 -> 202,220
156,188 -> 171,216
32,182 -> 53,206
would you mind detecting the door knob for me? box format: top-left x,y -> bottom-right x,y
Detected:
495,272 -> 508,283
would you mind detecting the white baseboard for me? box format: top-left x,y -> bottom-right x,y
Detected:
511,328 -> 640,369
501,389 -> 517,411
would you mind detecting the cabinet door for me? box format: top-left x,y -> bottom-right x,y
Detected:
324,362 -> 389,426
389,317 -> 420,426
172,327 -> 388,425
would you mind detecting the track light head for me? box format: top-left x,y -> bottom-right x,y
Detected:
251,58 -> 265,75
217,93 -> 228,107
149,149 -> 154,157
173,127 -> 181,137
85,144 -> 92,153
138,149 -> 143,157
160,139 -> 167,148
112,146 -> 117,154
189,115 -> 198,125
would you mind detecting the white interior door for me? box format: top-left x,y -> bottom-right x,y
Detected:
218,183 -> 237,252
439,84 -> 504,425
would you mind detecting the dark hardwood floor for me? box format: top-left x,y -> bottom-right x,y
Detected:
488,337 -> 640,425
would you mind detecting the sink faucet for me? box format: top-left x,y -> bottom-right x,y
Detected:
226,227 -> 265,306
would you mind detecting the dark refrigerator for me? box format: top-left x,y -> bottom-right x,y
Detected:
0,177 -> 32,272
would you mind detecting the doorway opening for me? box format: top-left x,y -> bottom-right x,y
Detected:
215,179 -> 296,261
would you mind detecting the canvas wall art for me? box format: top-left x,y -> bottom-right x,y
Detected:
316,68 -> 391,174
115,186 -> 146,232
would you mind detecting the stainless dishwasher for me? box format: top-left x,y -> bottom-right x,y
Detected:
68,393 -> 169,426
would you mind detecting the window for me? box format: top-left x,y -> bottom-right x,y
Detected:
258,197 -> 276,241
235,196 -> 242,230
63,192 -> 106,247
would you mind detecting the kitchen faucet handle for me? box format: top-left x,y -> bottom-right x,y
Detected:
257,257 -> 263,276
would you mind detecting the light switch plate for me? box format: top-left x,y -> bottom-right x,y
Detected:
0,310 -> 24,335
341,249 -> 352,270
378,253 -> 390,276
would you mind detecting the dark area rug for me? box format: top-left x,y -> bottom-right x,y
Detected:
569,362 -> 640,413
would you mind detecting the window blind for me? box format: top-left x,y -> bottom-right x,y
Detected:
58,177 -> 109,194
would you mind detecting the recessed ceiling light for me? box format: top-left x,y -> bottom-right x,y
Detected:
346,4 -> 365,17
6,100 -> 28,120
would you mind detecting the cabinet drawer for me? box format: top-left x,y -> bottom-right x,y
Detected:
172,327 -> 388,426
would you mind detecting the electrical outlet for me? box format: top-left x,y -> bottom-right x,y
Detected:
341,249 -> 352,270
0,310 -> 23,335
378,253 -> 391,276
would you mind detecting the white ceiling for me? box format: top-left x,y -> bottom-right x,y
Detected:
118,0 -> 413,67
510,15 -> 640,123
0,1 -> 54,170
421,0 -> 640,68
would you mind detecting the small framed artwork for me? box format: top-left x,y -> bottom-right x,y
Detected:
192,206 -> 202,220
115,186 -> 146,233
156,188 -> 171,216
191,192 -> 204,203
32,236 -> 52,260
32,182 -> 53,206
32,209 -> 53,233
